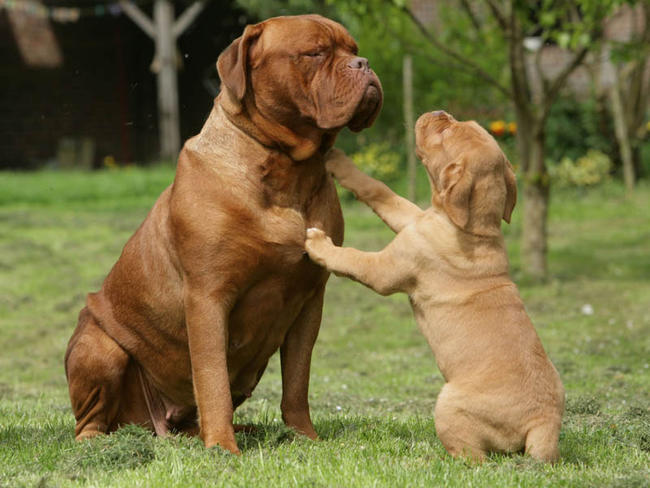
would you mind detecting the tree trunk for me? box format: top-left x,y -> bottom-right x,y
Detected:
633,146 -> 644,179
521,132 -> 549,281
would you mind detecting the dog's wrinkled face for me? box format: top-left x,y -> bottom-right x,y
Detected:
415,111 -> 517,236
217,15 -> 383,136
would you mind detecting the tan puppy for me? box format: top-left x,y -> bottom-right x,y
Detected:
305,111 -> 564,462
64,15 -> 382,454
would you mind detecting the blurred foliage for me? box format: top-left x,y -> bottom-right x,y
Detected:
350,142 -> 401,181
233,0 -> 646,184
335,142 -> 401,201
236,0 -> 335,18
545,98 -> 617,163
236,0 -> 509,155
534,0 -> 622,49
329,0 -> 509,140
550,150 -> 612,187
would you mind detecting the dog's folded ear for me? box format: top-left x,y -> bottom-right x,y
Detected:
441,155 -> 518,234
217,23 -> 263,103
502,160 -> 517,224
440,158 -> 473,230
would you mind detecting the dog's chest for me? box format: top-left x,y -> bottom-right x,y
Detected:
225,185 -> 342,365
230,260 -> 319,337
232,203 -> 337,324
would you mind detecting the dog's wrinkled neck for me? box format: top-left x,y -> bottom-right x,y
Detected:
218,92 -> 330,161
195,97 -> 328,210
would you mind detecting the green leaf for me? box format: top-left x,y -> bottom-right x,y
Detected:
557,32 -> 571,49
540,12 -> 557,28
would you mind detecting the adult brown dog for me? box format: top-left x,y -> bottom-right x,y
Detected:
305,111 -> 564,462
64,15 -> 382,454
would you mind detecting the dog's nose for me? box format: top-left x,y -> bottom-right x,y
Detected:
348,56 -> 370,71
431,110 -> 448,118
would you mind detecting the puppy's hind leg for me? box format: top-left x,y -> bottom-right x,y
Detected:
525,421 -> 561,463
65,307 -> 129,440
434,384 -> 488,463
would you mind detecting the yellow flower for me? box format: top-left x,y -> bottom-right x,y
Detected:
489,120 -> 506,137
103,155 -> 117,169
508,122 -> 517,135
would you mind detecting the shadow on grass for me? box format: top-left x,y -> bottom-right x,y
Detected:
236,414 -> 650,467
232,416 -> 440,453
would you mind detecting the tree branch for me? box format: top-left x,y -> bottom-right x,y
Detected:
400,4 -> 510,97
409,44 -> 503,86
541,46 -> 588,120
173,1 -> 206,38
483,0 -> 508,31
119,0 -> 155,39
508,2 -> 535,123
459,0 -> 482,32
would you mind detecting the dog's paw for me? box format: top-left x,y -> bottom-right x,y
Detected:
203,433 -> 241,455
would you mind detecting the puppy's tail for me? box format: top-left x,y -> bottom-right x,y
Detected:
525,420 -> 561,463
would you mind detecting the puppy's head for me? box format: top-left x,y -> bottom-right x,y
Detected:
415,111 -> 517,237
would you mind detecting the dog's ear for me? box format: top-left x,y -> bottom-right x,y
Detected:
502,159 -> 517,224
217,24 -> 263,102
440,157 -> 473,230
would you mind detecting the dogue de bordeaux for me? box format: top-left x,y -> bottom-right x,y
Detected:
65,14 -> 382,454
305,111 -> 564,462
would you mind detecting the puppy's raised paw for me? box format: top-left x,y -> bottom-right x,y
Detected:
306,227 -> 326,240
325,148 -> 356,180
305,228 -> 334,268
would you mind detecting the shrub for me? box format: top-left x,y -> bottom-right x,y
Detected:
350,142 -> 401,181
545,97 -> 616,163
550,150 -> 612,187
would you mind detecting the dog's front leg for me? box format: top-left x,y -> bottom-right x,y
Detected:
305,228 -> 414,296
279,286 -> 327,439
184,287 -> 239,454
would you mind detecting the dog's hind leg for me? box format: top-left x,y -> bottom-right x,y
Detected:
65,307 -> 129,440
434,384 -> 488,463
525,421 -> 561,463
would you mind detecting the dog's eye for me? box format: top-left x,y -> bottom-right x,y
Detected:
303,51 -> 324,58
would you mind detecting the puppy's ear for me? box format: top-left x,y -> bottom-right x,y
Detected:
440,158 -> 473,230
217,24 -> 263,102
502,159 -> 517,224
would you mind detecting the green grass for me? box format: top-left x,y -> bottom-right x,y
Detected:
1,167 -> 648,487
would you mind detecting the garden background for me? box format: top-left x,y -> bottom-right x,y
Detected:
1,1 -> 649,486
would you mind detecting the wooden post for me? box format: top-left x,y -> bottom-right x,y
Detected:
119,0 -> 206,162
609,69 -> 636,192
403,55 -> 417,202
154,0 -> 179,160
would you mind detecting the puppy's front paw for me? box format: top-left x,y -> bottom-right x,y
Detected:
305,228 -> 334,267
325,148 -> 355,180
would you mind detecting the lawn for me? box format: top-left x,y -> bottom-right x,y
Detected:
0,167 -> 648,487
